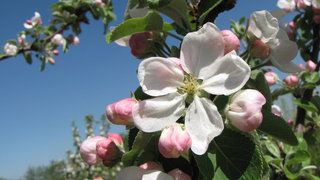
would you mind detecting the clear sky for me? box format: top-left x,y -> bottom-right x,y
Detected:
0,0 -> 290,179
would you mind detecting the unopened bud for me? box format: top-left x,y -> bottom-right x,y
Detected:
264,72 -> 278,86
129,32 -> 155,59
107,133 -> 123,148
288,119 -> 294,126
272,105 -> 282,117
226,89 -> 266,132
314,16 -> 320,24
80,136 -> 107,165
250,40 -> 270,60
53,49 -> 59,56
284,74 -> 299,87
96,138 -> 122,167
306,60 -> 317,72
73,36 -> 80,45
158,123 -> 192,158
221,30 -> 240,55
139,162 -> 162,171
47,57 -> 56,65
168,168 -> 191,180
106,98 -> 136,125
26,20 -> 32,25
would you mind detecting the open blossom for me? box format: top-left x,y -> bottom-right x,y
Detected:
115,166 -> 174,180
306,60 -> 317,72
285,74 -> 299,87
225,89 -> 266,132
52,34 -> 66,46
3,43 -> 18,56
24,12 -> 41,29
221,30 -> 240,55
158,123 -> 192,158
72,36 -> 80,45
247,10 -> 299,73
265,72 -> 279,86
132,22 -> 251,155
277,0 -> 297,12
106,98 -> 136,125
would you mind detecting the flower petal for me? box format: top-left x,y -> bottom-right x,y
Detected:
115,166 -> 146,180
180,22 -> 224,79
247,10 -> 279,43
138,57 -> 185,97
132,93 -> 186,132
201,51 -> 251,96
142,170 -> 174,180
271,9 -> 287,20
185,96 -> 224,155
268,31 -> 300,73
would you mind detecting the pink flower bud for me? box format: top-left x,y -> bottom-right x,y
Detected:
299,63 -> 304,69
264,72 -> 278,86
80,136 -> 107,165
52,34 -> 65,46
288,119 -> 294,125
73,36 -> 80,45
129,32 -> 154,59
250,40 -> 270,60
306,60 -> 317,72
139,162 -> 162,171
94,0 -> 105,6
93,178 -> 104,180
289,21 -> 297,30
226,89 -> 266,132
26,20 -> 32,25
158,123 -> 192,158
106,98 -> 136,125
314,16 -> 320,24
168,169 -> 191,180
221,30 -> 240,55
272,105 -> 282,117
285,74 -> 299,87
53,49 -> 59,56
107,133 -> 123,147
96,138 -> 121,167
268,67 -> 273,71
295,0 -> 309,9
48,57 -> 56,65
37,19 -> 42,24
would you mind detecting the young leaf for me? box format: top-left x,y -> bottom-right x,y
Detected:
147,0 -> 172,8
106,11 -> 163,43
293,99 -> 318,113
198,0 -> 223,25
258,109 -> 298,146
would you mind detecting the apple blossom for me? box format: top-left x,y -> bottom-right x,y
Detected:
132,22 -> 251,155
72,36 -> 80,45
265,72 -> 279,86
80,136 -> 107,165
129,32 -> 156,59
221,30 -> 240,54
225,89 -> 266,132
23,12 -> 41,29
52,34 -> 66,46
306,60 -> 317,72
139,162 -> 162,171
158,123 -> 192,158
285,74 -> 299,87
279,21 -> 294,39
247,10 -> 299,73
106,98 -> 136,125
47,57 -> 56,65
250,40 -> 270,59
312,0 -> 320,12
107,133 -> 123,147
96,137 -> 122,167
272,105 -> 282,117
18,33 -> 26,44
94,0 -> 105,6
115,166 -> 174,180
295,0 -> 311,9
3,43 -> 18,56
168,169 -> 191,180
277,0 -> 297,12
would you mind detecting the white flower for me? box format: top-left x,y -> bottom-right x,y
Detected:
277,0 -> 296,12
24,12 -> 41,29
4,43 -> 18,56
247,10 -> 299,73
115,166 -> 174,180
52,34 -> 66,46
132,22 -> 251,155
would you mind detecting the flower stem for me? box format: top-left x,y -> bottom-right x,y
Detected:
162,31 -> 183,41
251,60 -> 272,70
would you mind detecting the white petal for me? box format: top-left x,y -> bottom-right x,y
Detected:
24,23 -> 33,29
277,0 -> 296,11
138,57 -> 185,97
271,9 -> 287,20
132,93 -> 186,132
185,96 -> 224,155
116,166 -> 146,180
180,22 -> 224,79
247,10 -> 279,43
142,170 -> 174,180
110,26 -> 131,46
268,35 -> 300,73
201,51 -> 251,96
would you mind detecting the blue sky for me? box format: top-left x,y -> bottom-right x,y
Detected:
0,0 -> 289,179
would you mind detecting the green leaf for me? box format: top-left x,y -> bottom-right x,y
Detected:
311,96 -> 320,113
106,11 -> 163,44
163,22 -> 175,31
248,70 -> 272,111
198,0 -> 223,25
121,131 -> 153,166
194,128 -> 263,180
258,109 -> 298,145
293,99 -> 318,113
305,72 -> 320,83
133,86 -> 152,101
170,45 -> 180,58
214,95 -> 228,113
271,88 -> 289,101
23,52 -> 32,65
264,140 -> 280,158
147,0 -> 172,8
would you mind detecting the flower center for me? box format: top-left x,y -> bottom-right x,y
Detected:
177,74 -> 203,104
